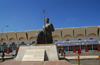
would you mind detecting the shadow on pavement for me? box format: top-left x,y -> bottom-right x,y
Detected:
59,58 -> 70,62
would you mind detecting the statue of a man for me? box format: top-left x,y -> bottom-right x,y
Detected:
36,18 -> 54,44
43,18 -> 54,43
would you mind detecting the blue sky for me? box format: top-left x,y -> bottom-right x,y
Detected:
0,0 -> 100,32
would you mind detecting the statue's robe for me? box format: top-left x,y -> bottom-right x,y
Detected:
36,23 -> 54,44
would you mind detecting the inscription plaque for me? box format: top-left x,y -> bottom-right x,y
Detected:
22,49 -> 45,61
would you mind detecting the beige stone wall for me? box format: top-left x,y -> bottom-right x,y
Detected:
52,29 -> 61,38
7,32 -> 17,40
62,28 -> 73,38
37,30 -> 42,32
86,26 -> 98,36
0,33 -> 7,40
74,27 -> 85,37
16,31 -> 27,40
0,26 -> 99,42
99,26 -> 100,36
26,30 -> 37,40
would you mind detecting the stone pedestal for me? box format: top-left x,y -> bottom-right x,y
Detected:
16,44 -> 59,61
0,44 -> 71,65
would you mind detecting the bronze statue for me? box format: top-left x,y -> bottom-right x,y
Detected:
36,18 -> 54,44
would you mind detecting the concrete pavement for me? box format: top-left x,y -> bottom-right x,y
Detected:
0,55 -> 99,60
0,52 -> 100,60
0,52 -> 100,65
65,56 -> 99,59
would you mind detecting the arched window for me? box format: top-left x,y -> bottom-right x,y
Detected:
10,42 -> 17,52
1,42 -> 7,52
30,41 -> 35,45
90,38 -> 93,40
20,42 -> 26,45
54,40 -> 58,43
78,39 -> 81,40
66,39 -> 69,41
10,42 -> 16,46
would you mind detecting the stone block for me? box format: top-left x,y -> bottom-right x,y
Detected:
16,44 -> 59,61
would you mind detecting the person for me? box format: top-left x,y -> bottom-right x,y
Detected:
63,50 -> 66,58
2,51 -> 5,62
15,50 -> 18,57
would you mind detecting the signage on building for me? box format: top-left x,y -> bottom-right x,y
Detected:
56,41 -> 99,46
55,40 -> 99,46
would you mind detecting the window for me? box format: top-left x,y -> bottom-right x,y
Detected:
78,39 -> 81,40
76,46 -> 80,51
54,40 -> 58,43
90,38 -> 93,40
93,45 -> 98,50
81,45 -> 85,50
57,47 -> 61,53
31,41 -> 35,45
20,42 -> 26,45
88,45 -> 92,50
1,42 -> 7,52
10,42 -> 17,52
66,39 -> 69,41
69,46 -> 73,51
64,46 -> 68,51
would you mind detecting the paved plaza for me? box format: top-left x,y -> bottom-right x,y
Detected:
0,52 -> 100,65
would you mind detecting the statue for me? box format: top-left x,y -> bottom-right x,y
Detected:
36,18 -> 54,44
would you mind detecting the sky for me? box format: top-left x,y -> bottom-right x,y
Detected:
0,0 -> 100,32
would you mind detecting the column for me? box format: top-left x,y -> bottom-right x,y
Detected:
61,46 -> 64,53
16,47 -> 19,51
73,46 -> 76,53
85,45 -> 88,52
97,44 -> 100,52
16,41 -> 19,51
6,41 -> 10,54
60,46 -> 64,56
6,48 -> 9,54
27,39 -> 29,45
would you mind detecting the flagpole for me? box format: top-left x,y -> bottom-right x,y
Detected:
43,9 -> 47,44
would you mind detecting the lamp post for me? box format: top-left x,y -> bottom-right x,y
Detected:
0,25 -> 9,51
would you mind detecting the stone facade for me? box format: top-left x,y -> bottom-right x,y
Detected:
0,26 -> 100,54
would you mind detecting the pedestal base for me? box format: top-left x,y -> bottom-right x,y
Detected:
16,44 -> 59,61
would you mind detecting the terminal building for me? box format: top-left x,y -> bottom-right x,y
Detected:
0,26 -> 100,54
